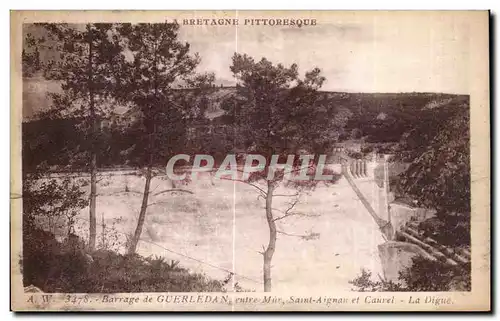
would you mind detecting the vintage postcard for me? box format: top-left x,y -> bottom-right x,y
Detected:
10,10 -> 490,311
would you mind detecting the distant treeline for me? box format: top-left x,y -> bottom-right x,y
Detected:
22,91 -> 469,172
328,92 -> 469,142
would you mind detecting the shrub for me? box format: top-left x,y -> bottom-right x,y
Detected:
22,226 -> 225,293
349,269 -> 404,292
349,256 -> 470,292
399,256 -> 470,291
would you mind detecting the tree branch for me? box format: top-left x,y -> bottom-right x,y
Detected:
272,198 -> 299,221
219,177 -> 267,197
276,230 -> 305,238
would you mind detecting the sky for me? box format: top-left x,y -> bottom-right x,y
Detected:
23,11 -> 478,99
176,11 -> 473,94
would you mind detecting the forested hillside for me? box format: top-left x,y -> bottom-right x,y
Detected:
22,84 -> 469,171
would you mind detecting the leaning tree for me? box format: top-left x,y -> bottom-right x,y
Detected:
116,23 -> 215,255
226,53 -> 347,291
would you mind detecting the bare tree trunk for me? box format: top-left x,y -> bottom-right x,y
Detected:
128,166 -> 152,255
263,181 -> 276,292
128,36 -> 159,255
89,157 -> 97,251
87,24 -> 97,252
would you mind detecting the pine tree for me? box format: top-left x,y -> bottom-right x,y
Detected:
116,23 -> 209,254
227,53 -> 346,291
34,23 -> 124,251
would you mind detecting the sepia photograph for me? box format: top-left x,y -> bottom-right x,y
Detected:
10,10 -> 490,311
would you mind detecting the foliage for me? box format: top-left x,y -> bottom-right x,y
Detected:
399,256 -> 471,291
225,53 -> 347,291
113,22 -> 203,166
27,23 -> 127,250
21,163 -> 223,293
350,256 -> 471,292
22,119 -> 89,172
22,171 -> 89,289
21,23 -> 473,293
349,269 -> 404,292
22,89 -> 470,171
228,54 -> 346,157
108,23 -> 217,166
98,216 -> 126,252
22,46 -> 41,77
22,24 -> 126,167
417,215 -> 470,247
31,24 -> 123,122
394,97 -> 470,246
113,23 -> 214,254
337,93 -> 468,143
396,101 -> 470,213
23,172 -> 88,235
22,226 -> 225,292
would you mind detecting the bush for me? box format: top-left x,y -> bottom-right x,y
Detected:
22,226 -> 225,293
418,214 -> 470,247
349,256 -> 470,292
399,256 -> 470,291
349,269 -> 404,292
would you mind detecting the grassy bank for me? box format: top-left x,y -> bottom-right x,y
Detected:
22,226 -> 225,293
